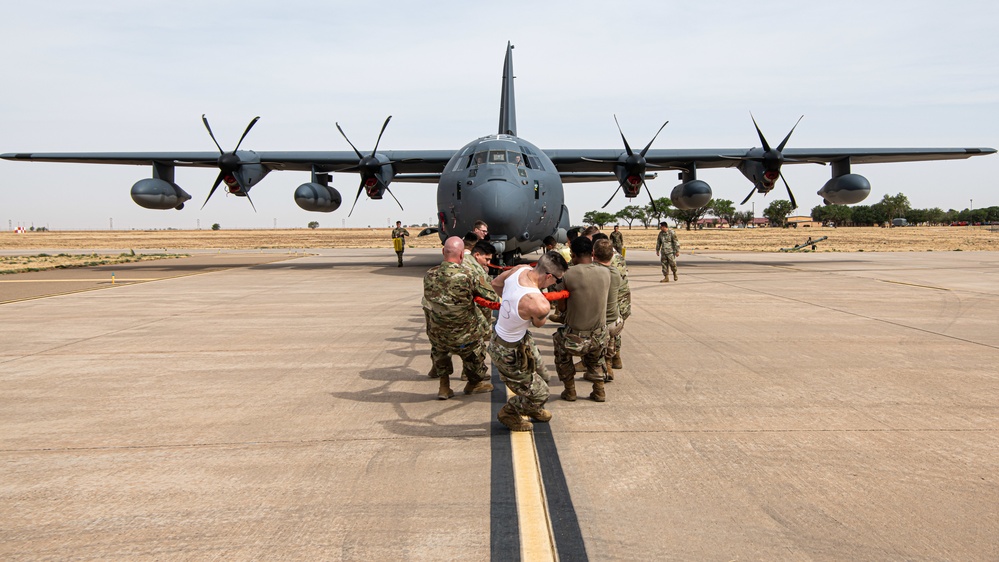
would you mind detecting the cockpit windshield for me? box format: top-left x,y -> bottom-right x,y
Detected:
465,149 -> 533,169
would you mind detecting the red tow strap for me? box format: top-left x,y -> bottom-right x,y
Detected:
474,290 -> 568,310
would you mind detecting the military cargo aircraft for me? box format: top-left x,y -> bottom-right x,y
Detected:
3,43 -> 994,262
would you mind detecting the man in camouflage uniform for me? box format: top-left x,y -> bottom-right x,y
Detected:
593,239 -> 631,380
391,221 -> 410,267
423,237 -> 495,400
655,221 -> 680,282
463,241 -> 499,367
610,225 -> 625,255
553,237 -> 611,402
489,251 -> 568,431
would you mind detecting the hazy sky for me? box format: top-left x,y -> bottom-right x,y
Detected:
2,1 -> 997,231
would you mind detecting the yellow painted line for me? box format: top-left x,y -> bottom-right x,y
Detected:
505,386 -> 557,561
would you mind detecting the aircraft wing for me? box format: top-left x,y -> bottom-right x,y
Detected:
1,150 -> 456,175
544,147 -> 995,173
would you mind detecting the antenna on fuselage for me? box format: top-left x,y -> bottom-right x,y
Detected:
498,42 -> 517,137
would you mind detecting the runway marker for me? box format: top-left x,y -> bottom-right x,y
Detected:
505,386 -> 557,561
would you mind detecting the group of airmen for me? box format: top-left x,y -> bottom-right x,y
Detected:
419,220 -> 644,433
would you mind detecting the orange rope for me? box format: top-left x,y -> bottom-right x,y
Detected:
474,290 -> 568,310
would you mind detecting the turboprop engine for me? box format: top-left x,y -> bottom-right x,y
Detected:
130,178 -> 192,210
294,183 -> 343,212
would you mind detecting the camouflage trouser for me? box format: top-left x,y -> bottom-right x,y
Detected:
603,318 -> 625,364
396,250 -> 404,265
553,326 -> 608,381
424,308 -> 441,376
660,253 -> 677,278
488,332 -> 549,417
430,338 -> 487,384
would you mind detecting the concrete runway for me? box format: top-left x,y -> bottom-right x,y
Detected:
1,249 -> 997,560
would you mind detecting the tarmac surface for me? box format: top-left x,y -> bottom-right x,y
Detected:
1,248 -> 997,560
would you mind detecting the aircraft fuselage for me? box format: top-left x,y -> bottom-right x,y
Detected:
437,134 -> 567,257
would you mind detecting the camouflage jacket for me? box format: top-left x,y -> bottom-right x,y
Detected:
462,253 -> 499,331
391,227 -> 410,247
609,230 -> 624,252
423,261 -> 489,347
656,229 -> 680,254
608,253 -> 630,317
599,262 -> 631,322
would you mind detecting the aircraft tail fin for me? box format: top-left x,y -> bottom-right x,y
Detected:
498,42 -> 517,136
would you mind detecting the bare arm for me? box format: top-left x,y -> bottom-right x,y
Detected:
519,293 -> 551,328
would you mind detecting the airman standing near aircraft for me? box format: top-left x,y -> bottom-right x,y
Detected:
391,221 -> 410,267
656,221 -> 680,282
490,251 -> 568,431
424,237 -> 495,400
610,225 -> 625,256
553,237 -> 611,402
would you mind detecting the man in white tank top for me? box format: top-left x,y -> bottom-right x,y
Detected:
488,251 -> 569,432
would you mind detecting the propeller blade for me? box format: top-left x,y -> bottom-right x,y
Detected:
202,114 -> 224,154
201,171 -> 226,209
336,122 -> 365,159
244,190 -> 257,213
776,115 -> 804,152
780,172 -> 797,210
371,115 -> 392,155
347,183 -> 365,217
750,113 -> 772,152
233,116 -> 261,152
643,180 -> 659,215
639,121 -> 669,157
740,184 -> 756,206
613,114 -> 634,156
601,184 -> 623,208
384,185 -> 404,211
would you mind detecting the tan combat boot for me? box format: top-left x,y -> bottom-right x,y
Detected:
498,404 -> 533,431
589,379 -> 606,402
660,276 -> 669,283
674,273 -> 678,281
463,380 -> 494,395
561,378 -> 577,401
529,409 -> 553,423
437,374 -> 454,400
612,350 -> 623,370
604,363 -> 614,382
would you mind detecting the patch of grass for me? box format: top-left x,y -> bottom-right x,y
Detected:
0,253 -> 188,274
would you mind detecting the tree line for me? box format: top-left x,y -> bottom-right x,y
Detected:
583,193 -> 996,230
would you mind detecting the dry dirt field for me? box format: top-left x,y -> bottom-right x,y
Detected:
1,225 -> 997,254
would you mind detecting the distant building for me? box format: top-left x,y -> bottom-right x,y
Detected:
787,216 -> 820,228
697,218 -> 730,228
